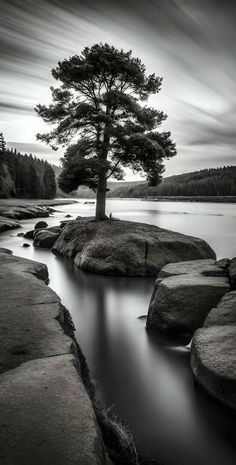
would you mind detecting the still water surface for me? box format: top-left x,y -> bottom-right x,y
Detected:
1,199 -> 236,465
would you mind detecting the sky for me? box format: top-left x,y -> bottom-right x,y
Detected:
0,0 -> 236,178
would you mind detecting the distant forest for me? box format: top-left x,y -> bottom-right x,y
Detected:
75,166 -> 236,198
0,134 -> 56,199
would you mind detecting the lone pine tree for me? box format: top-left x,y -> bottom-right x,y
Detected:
35,43 -> 176,219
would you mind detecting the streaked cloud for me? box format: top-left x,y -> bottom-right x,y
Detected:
1,0 -> 235,175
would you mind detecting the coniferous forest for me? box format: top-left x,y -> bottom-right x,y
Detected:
0,133 -> 56,199
74,165 -> 236,199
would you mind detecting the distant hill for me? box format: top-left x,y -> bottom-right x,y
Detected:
53,165 -> 236,199
72,166 -> 236,199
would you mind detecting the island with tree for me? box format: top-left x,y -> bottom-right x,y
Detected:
35,43 -> 176,219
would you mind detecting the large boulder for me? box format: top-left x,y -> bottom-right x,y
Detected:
34,230 -> 59,249
146,274 -> 230,342
0,251 -> 109,465
191,326 -> 236,411
52,218 -> 216,276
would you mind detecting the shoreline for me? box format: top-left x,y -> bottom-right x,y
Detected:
106,195 -> 236,203
0,249 -> 138,465
0,199 -> 77,233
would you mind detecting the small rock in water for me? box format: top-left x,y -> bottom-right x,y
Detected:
65,214 -> 72,218
17,232 -> 24,237
34,221 -> 48,230
23,243 -> 30,248
24,230 -> 35,239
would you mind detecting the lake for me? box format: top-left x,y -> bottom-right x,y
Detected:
1,199 -> 236,465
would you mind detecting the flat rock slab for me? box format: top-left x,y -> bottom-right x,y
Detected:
0,297 -> 73,373
0,251 -> 48,281
146,275 -> 230,342
52,218 -> 216,276
204,290 -> 236,327
0,250 -> 108,465
0,355 -> 105,465
158,259 -> 227,278
191,326 -> 236,411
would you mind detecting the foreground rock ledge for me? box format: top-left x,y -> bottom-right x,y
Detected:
52,218 -> 216,276
0,250 -> 113,465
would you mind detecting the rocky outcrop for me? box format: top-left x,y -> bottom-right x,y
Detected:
146,274 -> 229,342
0,250 -> 137,465
52,218 -> 216,276
190,290 -> 236,411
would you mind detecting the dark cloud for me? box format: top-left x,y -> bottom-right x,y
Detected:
1,0 -> 236,175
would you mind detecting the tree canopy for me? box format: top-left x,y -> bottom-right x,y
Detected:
35,43 -> 176,219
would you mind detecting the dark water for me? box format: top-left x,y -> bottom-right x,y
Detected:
1,199 -> 236,465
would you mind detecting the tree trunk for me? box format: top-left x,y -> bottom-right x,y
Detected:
95,169 -> 107,220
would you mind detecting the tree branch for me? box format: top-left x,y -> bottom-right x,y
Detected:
106,159 -> 120,180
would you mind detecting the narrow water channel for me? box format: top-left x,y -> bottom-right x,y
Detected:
1,199 -> 236,465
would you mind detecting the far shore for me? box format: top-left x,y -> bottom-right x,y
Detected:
0,196 -> 236,211
106,195 -> 236,203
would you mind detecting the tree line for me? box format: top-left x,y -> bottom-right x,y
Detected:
103,166 -> 236,198
0,132 -> 56,199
